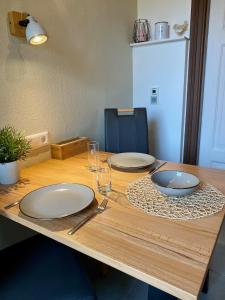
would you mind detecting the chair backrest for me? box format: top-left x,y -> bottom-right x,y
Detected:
105,108 -> 149,154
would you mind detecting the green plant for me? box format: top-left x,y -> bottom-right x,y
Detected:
0,126 -> 31,163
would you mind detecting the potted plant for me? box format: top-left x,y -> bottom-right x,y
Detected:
0,126 -> 31,184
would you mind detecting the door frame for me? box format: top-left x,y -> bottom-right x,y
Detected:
183,0 -> 211,165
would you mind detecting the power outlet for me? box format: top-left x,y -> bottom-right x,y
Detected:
150,87 -> 159,105
26,131 -> 49,150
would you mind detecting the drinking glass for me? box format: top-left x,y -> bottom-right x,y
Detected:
88,141 -> 99,172
97,162 -> 112,195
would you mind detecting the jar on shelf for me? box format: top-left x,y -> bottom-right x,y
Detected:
133,19 -> 151,43
154,22 -> 169,40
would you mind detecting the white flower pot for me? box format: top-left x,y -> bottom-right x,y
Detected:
0,161 -> 20,185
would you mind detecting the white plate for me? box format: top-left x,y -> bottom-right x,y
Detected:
109,153 -> 155,170
19,183 -> 95,220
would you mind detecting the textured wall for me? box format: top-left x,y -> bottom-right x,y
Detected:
0,0 -> 136,147
138,0 -> 191,38
0,0 -> 136,249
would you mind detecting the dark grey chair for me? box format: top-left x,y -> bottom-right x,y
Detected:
148,286 -> 176,300
105,108 -> 177,299
105,108 -> 149,154
0,235 -> 96,300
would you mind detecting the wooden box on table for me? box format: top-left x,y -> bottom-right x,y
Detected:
51,137 -> 89,160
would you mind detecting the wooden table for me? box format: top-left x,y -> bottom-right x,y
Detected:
0,152 -> 225,300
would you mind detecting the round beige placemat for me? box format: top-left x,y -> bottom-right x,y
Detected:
126,176 -> 225,220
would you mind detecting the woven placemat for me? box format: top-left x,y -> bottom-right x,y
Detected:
126,176 -> 225,220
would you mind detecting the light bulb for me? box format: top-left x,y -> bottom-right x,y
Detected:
30,34 -> 48,45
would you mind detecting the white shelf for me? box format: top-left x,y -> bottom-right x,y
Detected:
130,37 -> 189,47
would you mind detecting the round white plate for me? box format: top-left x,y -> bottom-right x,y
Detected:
19,183 -> 95,220
109,153 -> 155,170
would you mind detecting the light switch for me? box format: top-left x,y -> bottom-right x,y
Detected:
150,87 -> 159,105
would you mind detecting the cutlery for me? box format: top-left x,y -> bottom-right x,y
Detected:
149,161 -> 167,174
4,201 -> 20,210
68,197 -> 108,236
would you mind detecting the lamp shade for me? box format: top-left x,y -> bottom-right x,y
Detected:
25,16 -> 48,45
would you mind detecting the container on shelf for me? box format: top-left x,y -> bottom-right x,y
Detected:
133,19 -> 151,43
155,22 -> 169,40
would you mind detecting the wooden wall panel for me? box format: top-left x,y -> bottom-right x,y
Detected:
183,0 -> 211,164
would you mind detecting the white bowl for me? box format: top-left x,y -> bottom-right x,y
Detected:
151,170 -> 200,197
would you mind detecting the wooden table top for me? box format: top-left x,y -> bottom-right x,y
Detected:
0,152 -> 225,300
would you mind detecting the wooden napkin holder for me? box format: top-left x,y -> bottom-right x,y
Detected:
51,137 -> 89,160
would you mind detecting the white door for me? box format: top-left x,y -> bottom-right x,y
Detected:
198,0 -> 225,169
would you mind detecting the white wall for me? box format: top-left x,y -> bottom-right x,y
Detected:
134,0 -> 191,161
0,0 -> 136,249
0,0 -> 136,148
138,0 -> 192,39
133,39 -> 189,162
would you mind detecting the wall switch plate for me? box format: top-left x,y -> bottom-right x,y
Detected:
26,131 -> 49,150
150,87 -> 159,105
